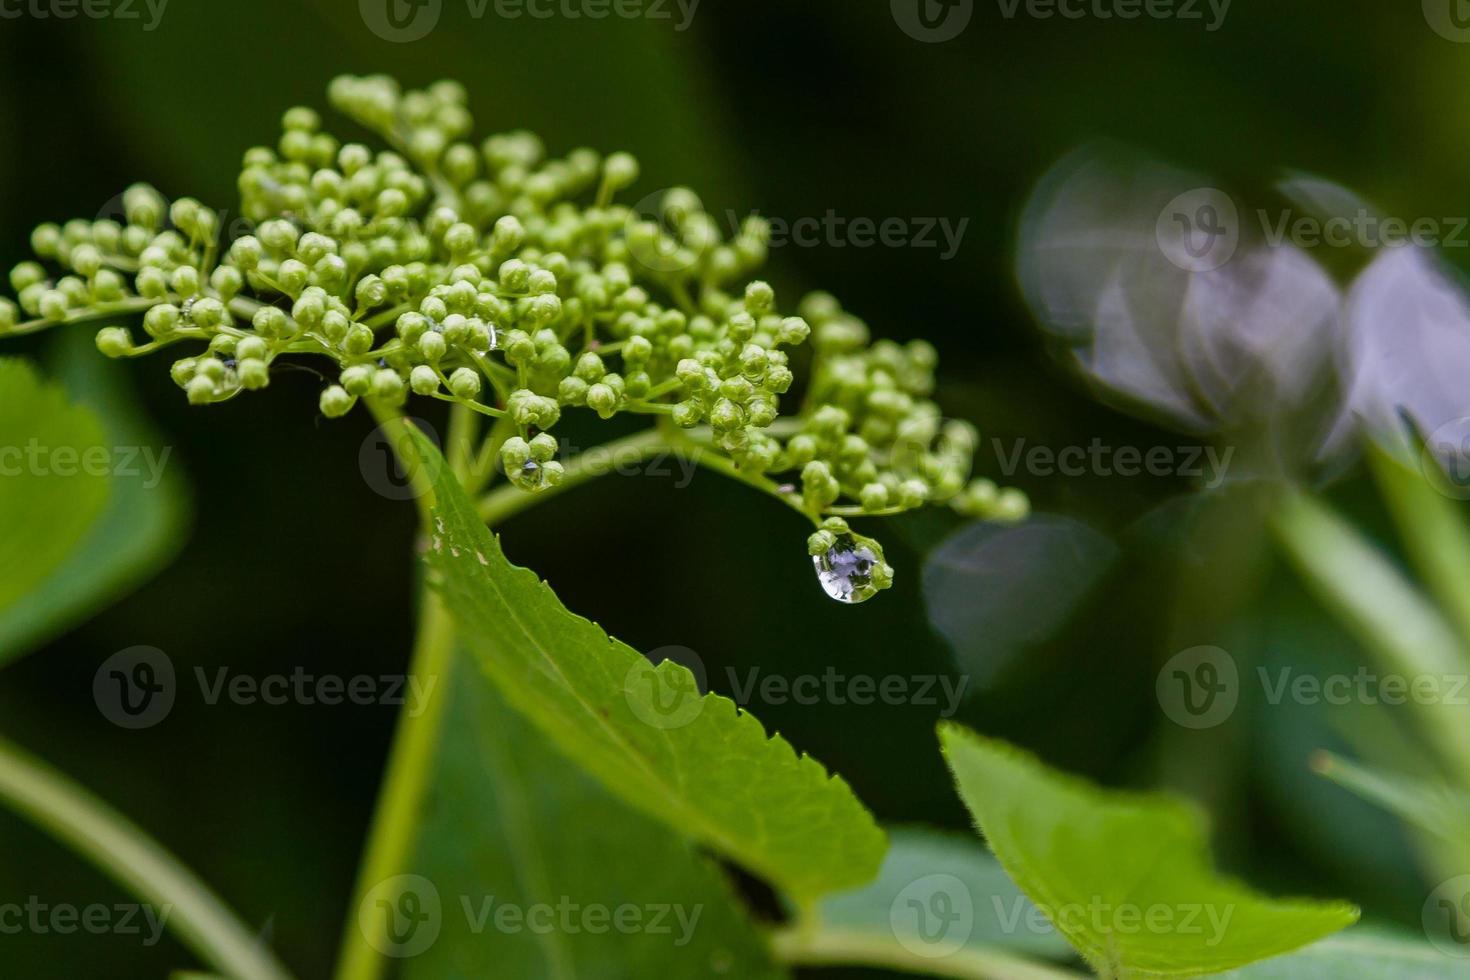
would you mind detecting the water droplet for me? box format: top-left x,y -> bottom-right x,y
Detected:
813,533 -> 881,604
516,459 -> 547,490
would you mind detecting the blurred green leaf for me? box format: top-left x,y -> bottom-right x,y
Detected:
804,827 -> 1075,964
1271,491 -> 1470,785
413,429 -> 886,904
1223,929 -> 1470,978
406,654 -> 785,979
1313,753 -> 1470,854
939,723 -> 1358,978
1368,445 -> 1470,652
0,357 -> 112,661
0,331 -> 188,659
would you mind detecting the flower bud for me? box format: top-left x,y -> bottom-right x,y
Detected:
418,330 -> 447,361
410,365 -> 440,395
340,365 -> 374,395
448,367 -> 482,399
95,327 -> 132,358
320,385 -> 355,418
586,382 -> 618,419
238,359 -> 270,390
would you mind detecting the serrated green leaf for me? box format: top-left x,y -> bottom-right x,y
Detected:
405,653 -> 787,980
410,428 -> 885,903
0,357 -> 112,662
938,724 -> 1359,979
1223,929 -> 1470,978
0,331 -> 188,659
812,827 -> 1074,963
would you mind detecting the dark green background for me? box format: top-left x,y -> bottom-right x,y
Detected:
0,1 -> 1458,975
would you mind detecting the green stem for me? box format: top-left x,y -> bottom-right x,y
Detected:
1366,445 -> 1470,654
664,425 -> 817,524
8,296 -> 170,336
333,403 -> 461,980
332,584 -> 457,980
476,428 -> 670,524
768,924 -> 1087,980
0,736 -> 294,980
1270,490 -> 1470,785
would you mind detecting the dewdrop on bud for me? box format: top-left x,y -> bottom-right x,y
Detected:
808,519 -> 892,604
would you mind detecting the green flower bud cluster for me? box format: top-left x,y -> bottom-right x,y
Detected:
0,74 -> 1026,602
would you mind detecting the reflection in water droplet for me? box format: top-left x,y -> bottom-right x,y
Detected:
521,460 -> 543,485
813,533 -> 880,604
